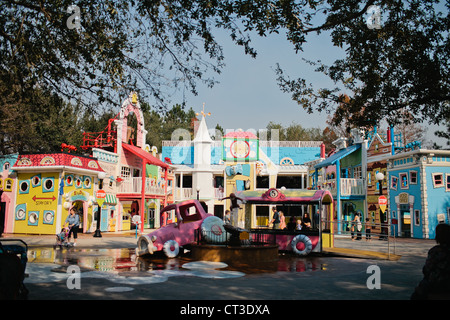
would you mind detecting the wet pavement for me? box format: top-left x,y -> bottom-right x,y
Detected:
1,231 -> 438,304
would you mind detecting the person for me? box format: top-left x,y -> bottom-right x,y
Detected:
301,213 -> 311,230
65,207 -> 80,246
296,218 -> 303,230
279,211 -> 286,230
351,214 -> 362,240
287,217 -> 297,231
220,193 -> 244,227
365,218 -> 372,241
223,210 -> 231,225
411,223 -> 450,300
268,207 -> 280,229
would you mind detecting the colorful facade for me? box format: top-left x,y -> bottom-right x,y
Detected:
314,130 -> 368,232
0,92 -> 172,235
387,149 -> 450,239
11,153 -> 104,235
162,114 -> 325,228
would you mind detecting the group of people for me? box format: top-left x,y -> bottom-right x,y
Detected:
349,214 -> 374,241
268,207 -> 312,231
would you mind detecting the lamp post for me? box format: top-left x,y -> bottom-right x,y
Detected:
94,172 -> 106,238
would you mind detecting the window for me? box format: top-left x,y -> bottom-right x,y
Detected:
121,166 -> 131,179
399,173 -> 408,189
19,180 -> 30,194
4,178 -> 13,192
432,173 -> 444,188
42,177 -> 54,192
256,175 -> 270,189
410,171 -> 418,184
276,175 -> 302,189
367,171 -> 372,186
446,174 -> 450,192
390,176 -> 398,190
353,166 -> 362,179
414,210 -> 420,226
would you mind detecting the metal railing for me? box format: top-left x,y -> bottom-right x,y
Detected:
195,228 -> 276,246
326,219 -> 396,258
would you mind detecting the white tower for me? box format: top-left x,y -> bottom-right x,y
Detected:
192,106 -> 214,212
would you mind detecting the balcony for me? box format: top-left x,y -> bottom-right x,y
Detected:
118,177 -> 166,195
322,178 -> 365,197
340,178 -> 365,196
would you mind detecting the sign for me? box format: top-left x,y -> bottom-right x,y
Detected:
96,190 -> 106,207
378,195 -> 387,213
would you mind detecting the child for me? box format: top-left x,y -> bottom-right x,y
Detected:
365,218 -> 372,241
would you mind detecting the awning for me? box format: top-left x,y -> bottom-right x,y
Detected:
105,194 -> 117,205
122,143 -> 170,169
314,144 -> 360,169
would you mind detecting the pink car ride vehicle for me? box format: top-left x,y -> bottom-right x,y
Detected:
136,200 -> 227,258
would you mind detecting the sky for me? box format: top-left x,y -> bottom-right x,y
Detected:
171,26 -> 447,147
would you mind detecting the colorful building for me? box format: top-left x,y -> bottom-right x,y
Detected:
313,130 -> 368,232
0,92 -> 172,235
387,149 -> 450,239
162,113 -> 325,228
0,153 -> 19,235
11,153 -> 104,235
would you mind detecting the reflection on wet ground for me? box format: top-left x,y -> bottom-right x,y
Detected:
27,246 -> 327,275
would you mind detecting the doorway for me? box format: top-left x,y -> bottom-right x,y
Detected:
400,204 -> 411,237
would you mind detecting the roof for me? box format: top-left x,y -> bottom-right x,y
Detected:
223,131 -> 258,139
12,153 -> 104,173
237,188 -> 333,204
314,144 -> 361,169
122,143 -> 169,168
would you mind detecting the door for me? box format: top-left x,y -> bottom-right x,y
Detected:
400,204 -> 411,237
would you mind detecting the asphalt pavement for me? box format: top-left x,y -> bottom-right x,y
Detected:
1,230 -> 438,305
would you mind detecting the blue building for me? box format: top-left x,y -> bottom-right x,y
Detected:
387,149 -> 450,239
313,131 -> 368,232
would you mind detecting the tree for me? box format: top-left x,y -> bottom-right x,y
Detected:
274,0 -> 449,129
0,88 -> 82,154
2,1 -> 447,134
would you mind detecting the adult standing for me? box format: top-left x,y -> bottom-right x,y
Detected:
269,207 -> 280,229
65,207 -> 80,246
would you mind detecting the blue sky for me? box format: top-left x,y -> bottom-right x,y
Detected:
174,27 -> 446,147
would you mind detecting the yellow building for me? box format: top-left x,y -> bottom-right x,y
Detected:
12,153 -> 105,235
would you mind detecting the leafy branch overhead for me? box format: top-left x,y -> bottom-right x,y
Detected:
0,1 -> 448,143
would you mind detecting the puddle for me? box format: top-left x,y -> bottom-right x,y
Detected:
27,246 -> 327,275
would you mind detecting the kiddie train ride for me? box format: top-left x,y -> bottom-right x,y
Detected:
136,188 -> 334,262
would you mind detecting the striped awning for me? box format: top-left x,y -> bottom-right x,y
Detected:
105,194 -> 117,204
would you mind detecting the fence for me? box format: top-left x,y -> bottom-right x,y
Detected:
327,219 -> 396,257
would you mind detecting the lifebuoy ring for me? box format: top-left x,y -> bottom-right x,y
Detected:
201,216 -> 227,243
291,234 -> 313,256
163,240 -> 179,258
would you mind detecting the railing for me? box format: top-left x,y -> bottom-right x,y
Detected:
175,187 -> 193,200
328,219 -> 396,258
340,178 -> 365,196
321,178 -> 365,196
195,228 -> 276,246
118,177 -> 165,195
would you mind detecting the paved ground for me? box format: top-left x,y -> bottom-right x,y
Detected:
1,230 -> 438,308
